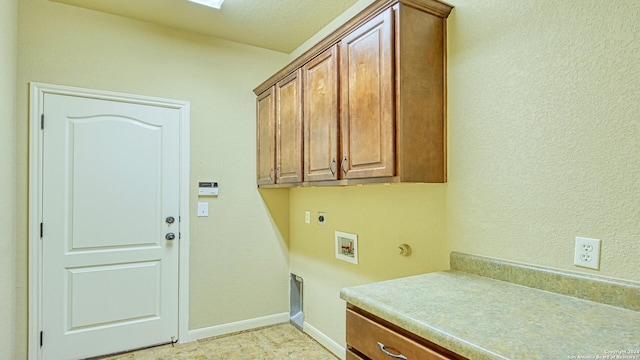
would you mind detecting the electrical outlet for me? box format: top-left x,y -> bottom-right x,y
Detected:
574,237 -> 601,270
305,211 -> 310,224
317,212 -> 326,226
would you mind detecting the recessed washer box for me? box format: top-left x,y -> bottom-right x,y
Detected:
335,231 -> 358,264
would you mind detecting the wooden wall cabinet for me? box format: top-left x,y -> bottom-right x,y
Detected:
303,45 -> 339,182
340,8 -> 395,180
255,0 -> 453,187
275,70 -> 303,184
256,70 -> 303,185
256,87 -> 275,185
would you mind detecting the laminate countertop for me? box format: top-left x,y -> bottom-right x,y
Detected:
340,253 -> 640,360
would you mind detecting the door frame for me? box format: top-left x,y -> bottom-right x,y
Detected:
28,82 -> 191,360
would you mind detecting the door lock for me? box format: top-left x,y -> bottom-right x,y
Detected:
165,233 -> 176,241
166,216 -> 175,224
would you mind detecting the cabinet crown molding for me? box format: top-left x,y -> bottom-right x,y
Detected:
253,0 -> 452,96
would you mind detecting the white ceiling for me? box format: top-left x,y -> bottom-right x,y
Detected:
51,0 -> 360,53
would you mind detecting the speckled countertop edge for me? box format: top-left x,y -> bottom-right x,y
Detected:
450,252 -> 640,312
340,253 -> 640,360
341,273 -> 510,360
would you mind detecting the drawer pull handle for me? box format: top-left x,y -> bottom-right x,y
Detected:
378,342 -> 408,360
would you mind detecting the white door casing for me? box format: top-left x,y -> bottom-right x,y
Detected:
28,83 -> 191,360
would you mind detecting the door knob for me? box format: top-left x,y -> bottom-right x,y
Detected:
165,233 -> 176,240
166,216 -> 175,224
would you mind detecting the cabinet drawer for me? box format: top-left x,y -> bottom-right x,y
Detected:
347,348 -> 366,360
346,308 -> 453,360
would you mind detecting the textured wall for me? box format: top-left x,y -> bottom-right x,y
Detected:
16,0 -> 290,358
287,0 -> 448,349
289,184 -> 448,348
0,0 -> 17,358
287,0 -> 640,351
446,0 -> 640,280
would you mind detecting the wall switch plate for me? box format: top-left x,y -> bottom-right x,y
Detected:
574,237 -> 601,270
197,202 -> 209,217
305,211 -> 310,224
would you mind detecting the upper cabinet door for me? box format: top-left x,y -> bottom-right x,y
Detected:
303,45 -> 339,182
275,70 -> 303,183
256,87 -> 275,185
340,8 -> 395,179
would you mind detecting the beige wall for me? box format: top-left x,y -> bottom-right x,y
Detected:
289,185 -> 448,344
0,0 -> 18,358
15,0 -> 290,357
287,0 -> 446,346
446,0 -> 640,280
10,0 -> 640,357
287,0 -> 640,351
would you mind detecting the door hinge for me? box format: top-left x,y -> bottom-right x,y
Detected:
40,222 -> 43,238
179,233 -> 181,239
40,331 -> 43,347
41,114 -> 44,130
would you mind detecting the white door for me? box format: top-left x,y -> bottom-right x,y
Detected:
41,93 -> 180,360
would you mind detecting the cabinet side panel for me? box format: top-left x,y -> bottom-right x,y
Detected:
397,5 -> 446,182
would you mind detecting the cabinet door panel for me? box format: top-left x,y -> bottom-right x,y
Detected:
275,70 -> 303,183
340,8 -> 395,179
304,45 -> 339,181
256,87 -> 275,185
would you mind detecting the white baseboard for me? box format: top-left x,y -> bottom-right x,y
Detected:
303,321 -> 346,360
188,312 -> 289,341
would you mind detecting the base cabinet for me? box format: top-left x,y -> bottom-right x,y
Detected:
346,349 -> 366,360
346,306 -> 466,360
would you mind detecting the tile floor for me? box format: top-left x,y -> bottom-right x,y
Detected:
96,323 -> 338,360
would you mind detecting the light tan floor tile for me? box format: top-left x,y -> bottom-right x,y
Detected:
255,324 -> 337,359
133,341 -> 201,360
95,323 -> 337,360
197,332 -> 277,360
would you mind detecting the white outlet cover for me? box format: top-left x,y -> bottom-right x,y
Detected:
574,237 -> 601,270
318,211 -> 327,225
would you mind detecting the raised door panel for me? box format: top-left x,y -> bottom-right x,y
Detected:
257,87 -> 275,185
42,94 -> 180,359
275,70 -> 303,183
303,45 -> 339,182
340,8 -> 395,179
